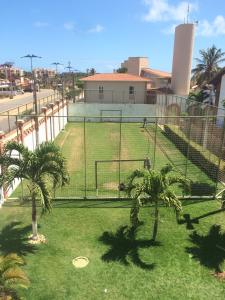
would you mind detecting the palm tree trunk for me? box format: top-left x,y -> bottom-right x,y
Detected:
152,200 -> 159,241
222,200 -> 225,210
130,205 -> 140,228
31,185 -> 38,240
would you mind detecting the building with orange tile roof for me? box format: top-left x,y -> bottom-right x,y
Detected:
81,73 -> 150,103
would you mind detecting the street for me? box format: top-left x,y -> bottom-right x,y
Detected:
0,89 -> 60,133
0,89 -> 54,113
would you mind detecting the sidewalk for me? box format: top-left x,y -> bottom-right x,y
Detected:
0,93 -> 29,104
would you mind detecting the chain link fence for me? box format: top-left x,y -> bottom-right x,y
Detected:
1,92 -> 225,200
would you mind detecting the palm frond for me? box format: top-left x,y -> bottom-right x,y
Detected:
3,142 -> 29,158
166,174 -> 190,190
3,267 -> 29,288
0,167 -> 27,189
162,188 -> 182,212
37,176 -> 52,213
160,164 -> 173,176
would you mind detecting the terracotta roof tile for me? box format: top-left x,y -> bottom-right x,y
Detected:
81,73 -> 150,82
141,68 -> 171,78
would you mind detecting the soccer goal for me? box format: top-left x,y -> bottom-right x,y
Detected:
100,109 -> 122,122
94,158 -> 151,196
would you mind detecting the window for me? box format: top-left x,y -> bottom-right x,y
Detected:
129,86 -> 134,95
99,86 -> 104,93
99,86 -> 104,100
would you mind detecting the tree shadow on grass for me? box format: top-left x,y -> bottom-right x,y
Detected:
186,225 -> 225,272
99,225 -> 160,270
179,208 -> 225,230
0,221 -> 36,256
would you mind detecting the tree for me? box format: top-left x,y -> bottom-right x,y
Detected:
0,253 -> 29,299
221,191 -> 225,209
126,165 -> 189,241
187,90 -> 208,105
76,80 -> 84,90
0,142 -> 69,240
116,67 -> 127,73
192,45 -> 225,86
89,68 -> 96,75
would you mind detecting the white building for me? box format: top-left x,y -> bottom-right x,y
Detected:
81,73 -> 150,104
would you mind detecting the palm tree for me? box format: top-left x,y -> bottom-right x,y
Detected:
187,90 -> 207,104
126,165 -> 189,241
0,253 -> 29,299
0,141 -> 69,240
192,45 -> 225,86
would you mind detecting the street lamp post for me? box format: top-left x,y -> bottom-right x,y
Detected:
52,62 -> 63,99
65,62 -> 80,103
21,54 -> 41,146
65,61 -> 74,102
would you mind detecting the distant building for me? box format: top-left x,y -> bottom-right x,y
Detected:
140,68 -> 171,90
120,57 -> 171,91
33,68 -> 56,79
0,66 -> 24,79
121,57 -> 149,76
81,73 -> 150,103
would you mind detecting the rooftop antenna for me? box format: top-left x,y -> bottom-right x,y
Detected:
187,3 -> 190,24
65,61 -> 73,73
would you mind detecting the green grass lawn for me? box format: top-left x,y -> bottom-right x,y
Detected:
4,121 -> 225,299
13,122 -> 217,199
0,199 -> 225,299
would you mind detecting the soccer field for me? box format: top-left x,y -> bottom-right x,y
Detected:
51,121 -> 215,199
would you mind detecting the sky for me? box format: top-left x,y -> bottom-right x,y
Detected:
1,0 -> 225,73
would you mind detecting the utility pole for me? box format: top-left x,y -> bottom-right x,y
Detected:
52,62 -> 63,98
52,62 -> 63,73
21,54 -> 41,147
65,61 -> 76,103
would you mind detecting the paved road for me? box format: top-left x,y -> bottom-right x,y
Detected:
0,89 -> 61,133
0,89 -> 54,113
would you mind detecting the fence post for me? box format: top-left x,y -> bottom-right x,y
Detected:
49,116 -> 53,141
95,161 -> 98,196
84,117 -> 87,199
38,98 -> 41,114
49,103 -> 55,139
153,117 -> 158,169
118,116 -> 122,199
7,111 -> 11,132
215,116 -> 225,196
184,116 -> 192,180
202,108 -> 209,149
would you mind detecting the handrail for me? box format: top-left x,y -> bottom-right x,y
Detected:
0,92 -> 61,115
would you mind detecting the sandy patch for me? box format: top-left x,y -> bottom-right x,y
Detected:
58,129 -> 70,148
103,181 -> 118,190
110,132 -> 119,141
65,127 -> 83,173
28,234 -> 47,245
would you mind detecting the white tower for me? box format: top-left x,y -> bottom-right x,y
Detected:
171,23 -> 195,96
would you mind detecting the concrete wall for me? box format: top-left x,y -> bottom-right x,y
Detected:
0,100 -> 68,204
171,24 -> 195,96
68,102 -> 157,122
84,81 -> 147,104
